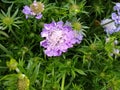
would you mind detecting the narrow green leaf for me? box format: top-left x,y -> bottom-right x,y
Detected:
74,68 -> 86,76
12,23 -> 20,29
14,21 -> 23,24
0,30 -> 9,38
0,43 -> 10,54
1,0 -> 14,3
12,9 -> 18,19
1,10 -> 7,17
30,63 -> 40,84
0,13 -> 4,19
71,69 -> 76,78
7,4 -> 13,17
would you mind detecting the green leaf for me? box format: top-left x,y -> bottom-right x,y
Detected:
0,30 -> 9,38
7,4 -> 13,17
0,43 -> 11,54
12,9 -> 18,19
74,68 -> 86,76
30,63 -> 40,84
71,69 -> 76,78
1,10 -> 7,17
0,13 -> 4,19
1,0 -> 14,3
12,23 -> 20,29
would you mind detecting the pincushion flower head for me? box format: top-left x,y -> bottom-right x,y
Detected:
112,3 -> 120,24
101,3 -> 120,34
101,19 -> 119,34
40,21 -> 83,57
22,0 -> 44,19
72,21 -> 88,37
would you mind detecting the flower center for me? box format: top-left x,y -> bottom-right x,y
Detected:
49,30 -> 64,47
2,17 -> 13,26
72,22 -> 82,30
70,4 -> 79,13
30,2 -> 44,14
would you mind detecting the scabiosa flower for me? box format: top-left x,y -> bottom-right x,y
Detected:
101,19 -> 119,34
113,3 -> 120,15
101,3 -> 120,34
112,13 -> 120,24
40,21 -> 83,57
22,0 -> 44,19
112,3 -> 120,24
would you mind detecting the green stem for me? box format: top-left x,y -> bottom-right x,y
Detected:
42,71 -> 46,90
9,26 -> 20,43
61,73 -> 66,90
52,66 -> 54,77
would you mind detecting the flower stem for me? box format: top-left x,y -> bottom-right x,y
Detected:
61,73 -> 66,90
42,71 -> 46,90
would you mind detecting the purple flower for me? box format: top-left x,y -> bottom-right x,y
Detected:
101,19 -> 118,34
35,13 -> 42,19
22,1 -> 44,19
111,3 -> 120,24
40,21 -> 83,57
113,3 -> 120,15
74,30 -> 83,44
22,6 -> 31,19
112,13 -> 120,24
22,6 -> 31,15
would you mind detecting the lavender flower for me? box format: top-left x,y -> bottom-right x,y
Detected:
40,21 -> 83,57
113,3 -> 120,15
22,6 -> 31,19
22,1 -> 44,19
112,3 -> 120,24
101,19 -> 118,34
111,13 -> 120,24
101,3 -> 120,34
74,30 -> 83,44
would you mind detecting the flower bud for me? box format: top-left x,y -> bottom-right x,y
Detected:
6,58 -> 18,71
72,22 -> 82,30
17,74 -> 30,90
70,4 -> 79,14
2,17 -> 13,26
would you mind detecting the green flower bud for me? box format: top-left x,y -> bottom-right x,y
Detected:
70,4 -> 80,14
6,58 -> 18,71
2,17 -> 13,26
17,74 -> 30,90
72,22 -> 82,30
100,72 -> 105,78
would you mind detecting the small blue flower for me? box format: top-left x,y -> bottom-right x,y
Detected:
101,19 -> 118,34
111,3 -> 120,24
22,1 -> 44,19
22,6 -> 31,19
113,3 -> 120,15
112,13 -> 120,24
